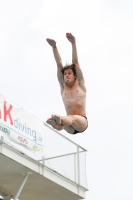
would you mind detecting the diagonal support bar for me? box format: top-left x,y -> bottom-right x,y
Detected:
13,172 -> 32,200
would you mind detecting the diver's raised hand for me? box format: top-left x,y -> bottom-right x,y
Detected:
66,33 -> 76,44
46,38 -> 56,47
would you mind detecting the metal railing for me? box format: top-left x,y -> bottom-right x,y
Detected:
44,123 -> 88,189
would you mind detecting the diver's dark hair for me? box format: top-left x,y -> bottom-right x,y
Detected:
61,64 -> 76,76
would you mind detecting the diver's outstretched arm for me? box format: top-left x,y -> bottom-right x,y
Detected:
66,33 -> 85,83
46,38 -> 63,68
46,38 -> 64,86
66,33 -> 79,65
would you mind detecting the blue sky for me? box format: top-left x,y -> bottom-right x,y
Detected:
0,1 -> 133,200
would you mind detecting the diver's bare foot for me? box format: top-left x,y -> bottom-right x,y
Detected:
46,118 -> 57,127
52,114 -> 61,125
46,117 -> 63,131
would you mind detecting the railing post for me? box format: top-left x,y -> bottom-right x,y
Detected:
42,156 -> 45,176
74,153 -> 77,183
77,146 -> 80,193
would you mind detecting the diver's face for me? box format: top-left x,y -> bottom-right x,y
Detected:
64,69 -> 76,84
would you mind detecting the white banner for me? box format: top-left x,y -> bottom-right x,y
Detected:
0,94 -> 45,159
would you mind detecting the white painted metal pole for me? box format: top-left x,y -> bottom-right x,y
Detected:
74,154 -> 76,183
13,172 -> 30,200
42,156 -> 45,176
77,146 -> 80,186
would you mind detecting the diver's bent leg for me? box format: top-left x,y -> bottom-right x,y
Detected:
63,125 -> 75,134
56,115 -> 88,132
55,124 -> 64,131
69,115 -> 88,132
51,114 -> 88,132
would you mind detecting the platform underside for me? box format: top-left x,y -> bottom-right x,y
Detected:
0,150 -> 85,200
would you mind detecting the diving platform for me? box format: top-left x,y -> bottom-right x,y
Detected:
0,94 -> 88,200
